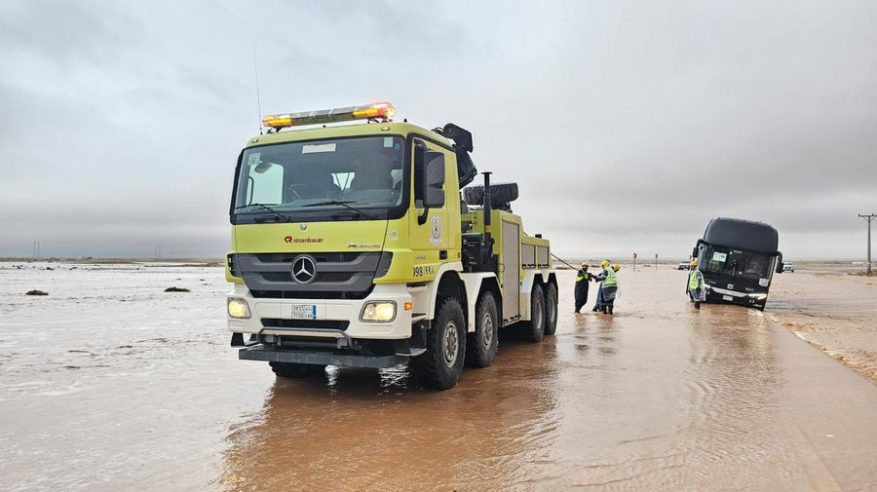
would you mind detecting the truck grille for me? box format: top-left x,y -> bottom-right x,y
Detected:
231,252 -> 391,299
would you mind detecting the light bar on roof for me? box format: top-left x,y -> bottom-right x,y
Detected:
262,102 -> 396,129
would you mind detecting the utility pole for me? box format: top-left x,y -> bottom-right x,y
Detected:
860,213 -> 876,275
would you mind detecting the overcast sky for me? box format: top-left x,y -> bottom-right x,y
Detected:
1,0 -> 875,259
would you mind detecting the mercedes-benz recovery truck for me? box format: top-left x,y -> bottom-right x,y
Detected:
226,102 -> 557,389
692,217 -> 784,310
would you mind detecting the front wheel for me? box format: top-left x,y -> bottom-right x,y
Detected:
412,297 -> 466,390
544,283 -> 558,335
525,284 -> 546,343
466,290 -> 499,368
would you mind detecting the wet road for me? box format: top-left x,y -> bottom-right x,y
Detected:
1,264 -> 876,491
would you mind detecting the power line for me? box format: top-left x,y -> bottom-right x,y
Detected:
859,213 -> 876,275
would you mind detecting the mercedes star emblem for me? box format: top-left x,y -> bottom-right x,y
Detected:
291,255 -> 317,284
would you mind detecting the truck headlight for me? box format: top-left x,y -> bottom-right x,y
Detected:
227,298 -> 251,319
360,301 -> 396,322
750,293 -> 768,300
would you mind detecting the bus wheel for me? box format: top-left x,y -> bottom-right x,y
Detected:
525,284 -> 545,343
544,283 -> 558,335
412,297 -> 466,390
466,290 -> 499,368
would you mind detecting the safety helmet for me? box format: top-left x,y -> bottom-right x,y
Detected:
690,259 -> 698,268
600,260 -> 610,268
581,262 -> 589,270
611,263 -> 620,272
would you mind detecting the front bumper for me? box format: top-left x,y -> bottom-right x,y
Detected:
239,345 -> 408,368
226,283 -> 413,340
705,285 -> 768,308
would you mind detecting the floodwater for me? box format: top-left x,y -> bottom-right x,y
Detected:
1,262 -> 876,491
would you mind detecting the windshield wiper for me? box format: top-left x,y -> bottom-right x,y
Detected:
302,200 -> 376,218
234,203 -> 291,222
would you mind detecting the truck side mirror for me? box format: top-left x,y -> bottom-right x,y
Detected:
775,252 -> 784,274
413,140 -> 445,225
423,154 -> 445,208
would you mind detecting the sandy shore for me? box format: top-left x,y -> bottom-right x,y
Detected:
768,265 -> 877,383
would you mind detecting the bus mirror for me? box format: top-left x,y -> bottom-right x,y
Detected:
692,239 -> 705,260
775,252 -> 784,274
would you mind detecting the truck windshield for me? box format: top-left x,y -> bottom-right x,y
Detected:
233,136 -> 405,216
701,245 -> 775,280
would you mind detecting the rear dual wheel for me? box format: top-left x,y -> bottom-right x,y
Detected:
466,291 -> 499,368
544,283 -> 558,335
525,283 -> 558,341
525,284 -> 546,342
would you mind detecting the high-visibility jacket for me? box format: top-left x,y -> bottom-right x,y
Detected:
688,269 -> 704,291
603,267 -> 617,287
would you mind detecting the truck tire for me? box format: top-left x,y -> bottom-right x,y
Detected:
525,284 -> 546,343
270,362 -> 325,379
466,290 -> 499,368
544,283 -> 558,335
412,297 -> 466,390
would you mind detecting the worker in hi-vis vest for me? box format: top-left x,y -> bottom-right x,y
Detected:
574,262 -> 594,313
593,260 -> 619,315
687,259 -> 706,309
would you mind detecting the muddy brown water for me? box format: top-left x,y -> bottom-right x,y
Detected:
1,263 -> 876,491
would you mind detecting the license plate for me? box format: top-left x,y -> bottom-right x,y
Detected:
722,295 -> 733,301
291,304 -> 317,320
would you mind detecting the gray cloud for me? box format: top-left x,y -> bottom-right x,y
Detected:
0,0 -> 875,259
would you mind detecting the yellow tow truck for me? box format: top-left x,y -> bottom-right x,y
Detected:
226,102 -> 557,389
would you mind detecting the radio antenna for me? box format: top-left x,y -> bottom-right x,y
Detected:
250,18 -> 263,135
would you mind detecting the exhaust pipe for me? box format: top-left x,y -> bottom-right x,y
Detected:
482,172 -> 494,269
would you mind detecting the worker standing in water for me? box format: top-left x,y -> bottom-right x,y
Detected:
599,263 -> 620,315
574,262 -> 594,313
592,260 -> 612,313
687,259 -> 706,309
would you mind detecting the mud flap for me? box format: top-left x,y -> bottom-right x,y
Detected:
230,332 -> 245,347
394,320 -> 429,357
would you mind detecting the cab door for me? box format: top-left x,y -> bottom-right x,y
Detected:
409,138 -> 457,279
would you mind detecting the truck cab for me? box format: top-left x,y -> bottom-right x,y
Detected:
226,102 -> 557,389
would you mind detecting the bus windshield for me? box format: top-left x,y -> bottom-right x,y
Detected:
701,245 -> 775,280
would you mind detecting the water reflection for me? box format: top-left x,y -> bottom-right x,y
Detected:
219,329 -> 562,491
679,305 -> 797,485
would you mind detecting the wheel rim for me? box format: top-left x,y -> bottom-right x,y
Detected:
481,311 -> 494,349
443,321 -> 459,367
